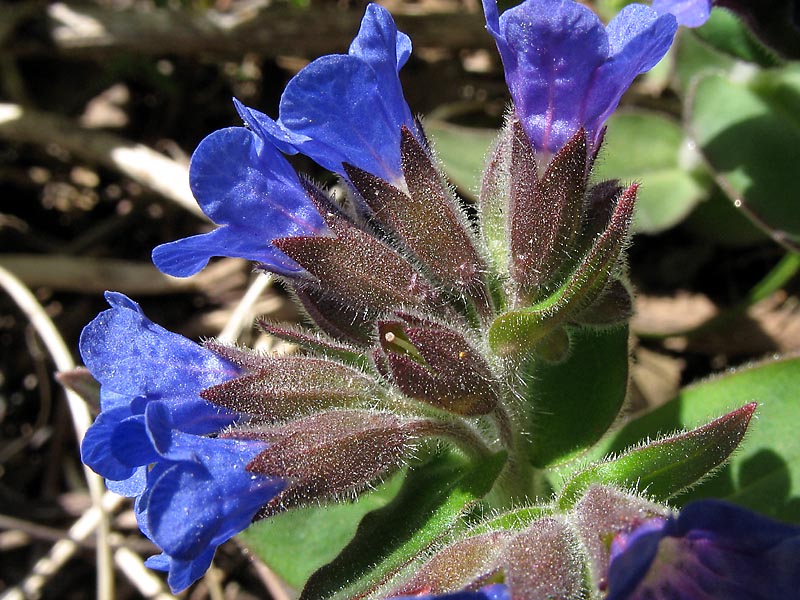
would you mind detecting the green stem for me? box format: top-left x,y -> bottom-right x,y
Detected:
486,402 -> 538,505
406,418 -> 494,460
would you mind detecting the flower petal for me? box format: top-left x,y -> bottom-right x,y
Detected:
80,292 -> 238,424
652,0 -> 712,27
237,5 -> 416,182
111,414 -> 160,467
586,4 -> 677,133
152,127 -> 326,277
606,501 -> 800,600
482,0 -> 676,152
146,462 -> 224,559
145,549 -> 217,594
81,405 -> 139,481
136,430 -> 283,590
483,0 -> 609,152
106,467 -> 147,497
388,584 -> 510,600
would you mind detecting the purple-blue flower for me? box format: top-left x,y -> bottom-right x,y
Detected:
606,500 -> 800,599
387,583 -> 510,600
233,3 -> 418,183
151,126 -> 328,278
653,0 -> 712,27
79,292 -> 285,591
80,292 -> 240,491
135,403 -> 283,593
482,0 -> 677,153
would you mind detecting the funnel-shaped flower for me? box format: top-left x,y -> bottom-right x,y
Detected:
482,0 -> 676,153
653,0 -> 712,27
79,293 -> 285,592
80,292 -> 240,492
234,3 -> 418,183
606,500 -> 800,599
135,405 -> 283,593
152,126 -> 327,278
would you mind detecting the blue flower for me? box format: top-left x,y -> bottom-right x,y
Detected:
135,403 -> 283,593
233,3 -> 418,183
652,0 -> 712,27
482,0 -> 677,153
388,584 -> 510,600
80,292 -> 241,491
151,126 -> 328,278
80,293 -> 284,592
605,500 -> 800,599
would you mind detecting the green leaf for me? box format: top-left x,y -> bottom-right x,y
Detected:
425,119 -> 498,197
693,10 -> 780,67
240,471 -> 405,590
558,403 -> 756,507
524,325 -> 629,468
300,451 -> 507,600
709,0 -> 800,59
594,111 -> 707,234
683,185 -> 768,246
596,356 -> 800,523
674,28 -> 736,93
687,67 -> 800,251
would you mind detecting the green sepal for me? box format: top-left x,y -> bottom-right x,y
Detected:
597,356 -> 800,522
488,303 -> 560,358
300,450 -> 507,600
557,403 -> 756,508
478,114 -> 514,276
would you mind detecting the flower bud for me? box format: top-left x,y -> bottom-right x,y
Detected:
571,486 -> 669,592
242,410 -> 419,514
559,403 -> 757,506
509,123 -> 590,302
274,202 -> 439,317
502,517 -> 587,599
375,315 -> 500,416
201,356 -> 382,422
256,320 -> 369,366
389,532 -> 510,596
345,126 -> 488,303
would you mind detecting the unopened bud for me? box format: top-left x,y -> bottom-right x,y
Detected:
502,517 -> 587,599
345,126 -> 487,301
389,532 -> 509,596
508,122 -> 591,302
244,410 -> 418,514
571,486 -> 669,592
376,316 -> 500,416
201,356 -> 381,421
274,208 -> 439,317
559,403 -> 757,506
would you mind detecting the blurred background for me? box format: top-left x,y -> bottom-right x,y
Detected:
1,0 -> 798,597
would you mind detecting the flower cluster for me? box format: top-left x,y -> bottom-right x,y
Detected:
76,0 -> 800,597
